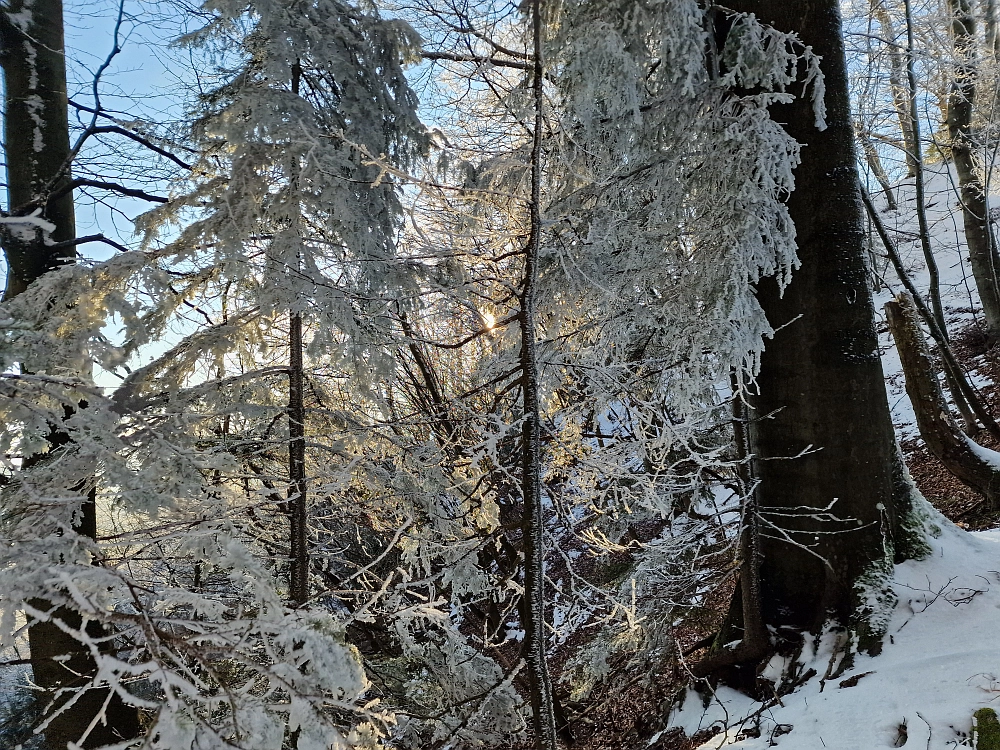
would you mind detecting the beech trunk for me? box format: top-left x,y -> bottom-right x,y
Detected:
728,0 -> 902,632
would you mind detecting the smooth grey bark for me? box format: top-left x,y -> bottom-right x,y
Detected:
1,0 -> 140,746
870,0 -> 920,178
727,0 -> 902,632
946,0 -> 1000,342
519,1 -> 557,747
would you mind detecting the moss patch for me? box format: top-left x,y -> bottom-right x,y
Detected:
853,559 -> 897,655
975,707 -> 1000,749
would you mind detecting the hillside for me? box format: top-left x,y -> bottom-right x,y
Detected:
669,166 -> 1000,749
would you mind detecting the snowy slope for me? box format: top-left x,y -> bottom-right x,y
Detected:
678,515 -> 1000,749
874,165 -> 993,439
675,166 -> 1000,749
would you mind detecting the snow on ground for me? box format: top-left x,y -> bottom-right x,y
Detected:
668,165 -> 1000,749
678,512 -> 1000,748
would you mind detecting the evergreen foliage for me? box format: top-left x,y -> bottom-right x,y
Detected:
0,0 -> 910,747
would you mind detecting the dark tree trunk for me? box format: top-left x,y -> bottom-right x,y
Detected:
1,1 -> 140,745
288,308 -> 309,607
0,0 -> 75,298
729,0 -> 901,633
946,0 -> 1000,342
287,61 -> 309,609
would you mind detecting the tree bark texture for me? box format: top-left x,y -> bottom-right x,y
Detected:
1,1 -> 140,745
945,0 -> 1000,341
0,0 -> 76,298
728,0 -> 900,631
886,293 -> 1000,507
288,310 -> 309,607
519,1 -> 558,747
287,61 -> 309,609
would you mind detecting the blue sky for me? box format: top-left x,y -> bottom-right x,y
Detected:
61,0 -> 184,257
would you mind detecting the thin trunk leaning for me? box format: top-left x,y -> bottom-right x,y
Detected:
861,181 -> 1000,440
858,126 -> 898,210
886,292 -> 1000,508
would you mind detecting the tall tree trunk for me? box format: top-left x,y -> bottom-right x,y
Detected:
519,1 -> 558,747
871,0 -> 920,178
987,0 -> 1000,62
946,0 -> 1000,342
1,1 -> 140,746
901,0 -> 950,340
728,0 -> 902,633
288,308 -> 308,607
287,61 -> 309,609
0,0 -> 75,297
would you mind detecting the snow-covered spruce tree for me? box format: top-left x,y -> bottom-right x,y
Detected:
1,0 -> 431,747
